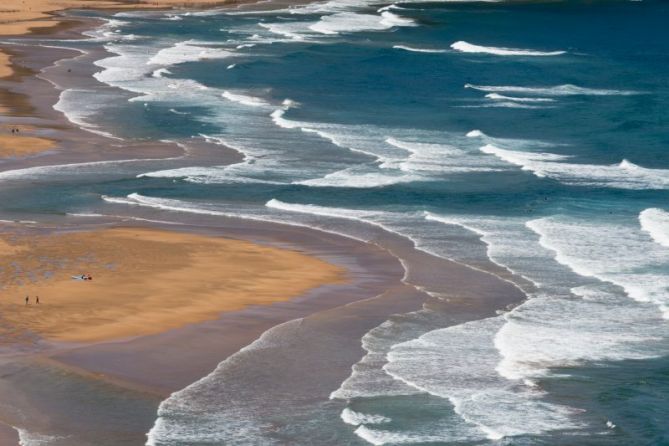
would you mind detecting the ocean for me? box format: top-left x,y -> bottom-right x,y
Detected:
3,0 -> 669,444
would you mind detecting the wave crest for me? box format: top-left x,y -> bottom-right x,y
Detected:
451,40 -> 565,57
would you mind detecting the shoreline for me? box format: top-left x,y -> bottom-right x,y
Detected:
0,2 -> 534,445
0,219 -> 421,443
0,226 -> 346,344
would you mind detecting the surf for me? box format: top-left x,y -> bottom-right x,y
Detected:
451,40 -> 565,56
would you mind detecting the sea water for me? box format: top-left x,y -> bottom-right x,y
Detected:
3,0 -> 669,444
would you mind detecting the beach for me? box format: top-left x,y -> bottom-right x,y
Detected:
0,7 -> 444,441
0,1 -> 374,443
0,0 -> 238,159
0,227 -> 344,343
0,0 -> 666,444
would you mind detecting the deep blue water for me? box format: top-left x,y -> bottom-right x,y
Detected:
4,0 -> 669,444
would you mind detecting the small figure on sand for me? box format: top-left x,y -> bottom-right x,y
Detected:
25,295 -> 29,305
36,296 -> 40,305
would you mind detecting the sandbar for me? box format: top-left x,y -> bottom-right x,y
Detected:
0,227 -> 345,343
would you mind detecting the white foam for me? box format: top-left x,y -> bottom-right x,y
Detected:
297,167 -> 418,188
481,144 -> 669,190
15,427 -> 65,446
334,309 -> 492,444
148,40 -> 234,66
465,83 -> 640,96
354,425 -> 450,445
423,213 -> 539,286
374,212 -> 669,443
485,93 -> 555,103
527,216 -> 669,317
379,11 -> 415,28
385,316 -> 585,440
259,22 -> 307,41
53,89 -> 120,139
102,193 -> 229,216
67,212 -> 108,218
639,208 -> 669,248
461,101 -> 552,110
309,11 -> 414,35
332,314 -> 426,401
495,283 -> 668,382
451,41 -> 565,56
268,107 -> 507,186
270,108 -> 299,129
145,320 -> 306,445
0,156 -> 178,181
480,144 -> 571,167
266,199 -> 373,221
341,408 -> 391,426
221,90 -> 270,107
386,137 -> 502,174
152,68 -> 172,78
393,44 -> 447,54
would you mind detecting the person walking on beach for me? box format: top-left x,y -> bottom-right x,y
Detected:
36,296 -> 39,305
25,296 -> 29,305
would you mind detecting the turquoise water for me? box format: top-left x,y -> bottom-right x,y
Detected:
4,0 -> 669,444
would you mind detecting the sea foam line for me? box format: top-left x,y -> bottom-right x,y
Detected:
485,93 -> 555,103
640,208 -> 669,248
393,45 -> 447,53
451,41 -> 565,57
465,83 -> 640,96
480,144 -> 669,190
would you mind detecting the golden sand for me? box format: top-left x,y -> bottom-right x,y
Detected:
0,227 -> 345,343
0,125 -> 56,157
0,134 -> 55,157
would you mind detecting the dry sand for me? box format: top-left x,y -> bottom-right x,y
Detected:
0,134 -> 55,157
0,227 -> 344,343
0,125 -> 56,157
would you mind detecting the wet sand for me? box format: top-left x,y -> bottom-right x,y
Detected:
0,422 -> 19,445
0,217 -> 526,444
0,220 -> 419,444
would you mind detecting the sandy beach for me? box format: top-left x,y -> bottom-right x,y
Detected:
0,126 -> 56,157
0,226 -> 344,343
